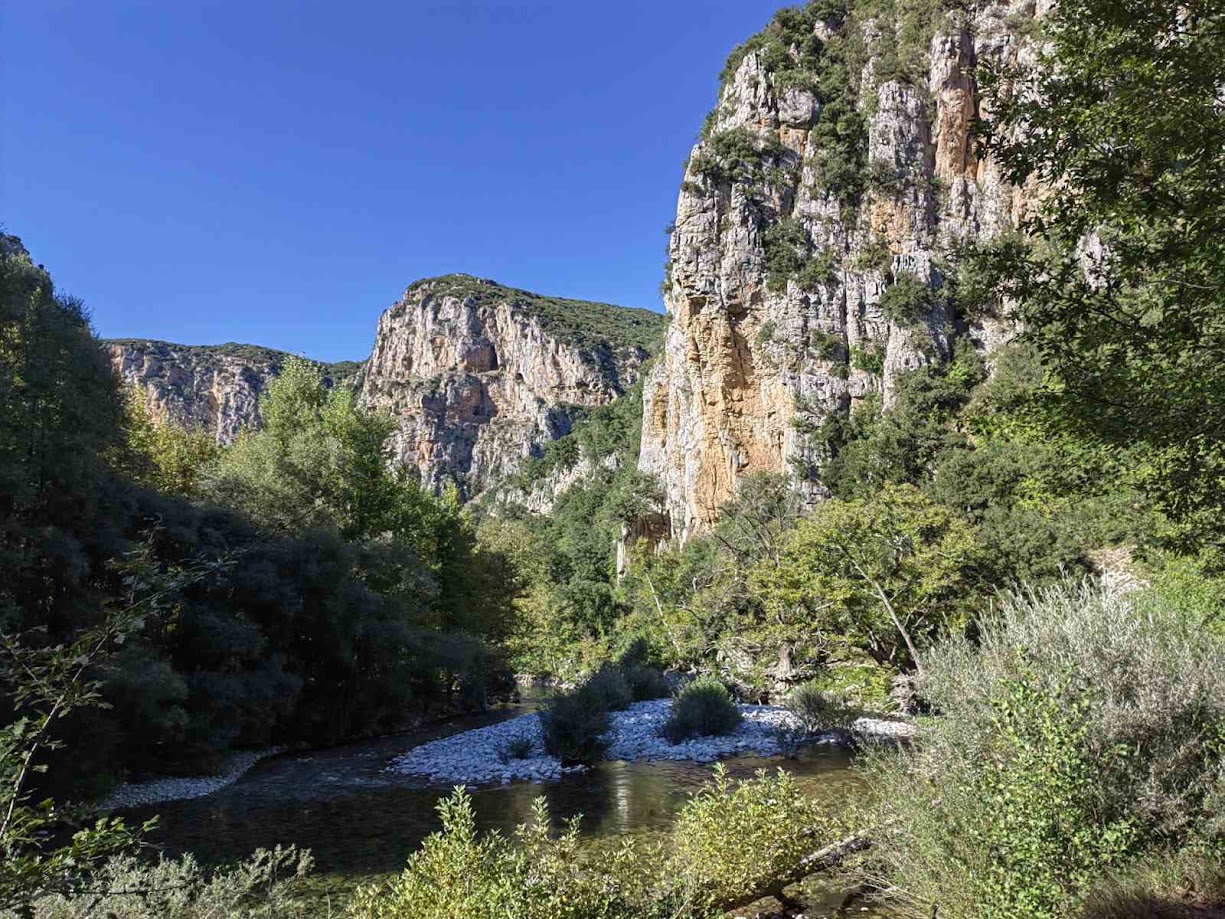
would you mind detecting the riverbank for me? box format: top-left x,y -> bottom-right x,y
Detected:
98,748 -> 285,811
388,699 -> 914,786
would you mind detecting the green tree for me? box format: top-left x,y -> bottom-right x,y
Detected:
979,0 -> 1225,548
750,484 -> 983,671
119,389 -> 219,497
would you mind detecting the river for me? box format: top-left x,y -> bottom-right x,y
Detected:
123,702 -> 885,916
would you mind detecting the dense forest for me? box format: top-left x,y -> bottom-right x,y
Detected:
3,0 -> 1225,915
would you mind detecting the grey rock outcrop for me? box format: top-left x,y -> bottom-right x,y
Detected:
107,340 -> 361,444
638,0 -> 1041,542
359,275 -> 665,496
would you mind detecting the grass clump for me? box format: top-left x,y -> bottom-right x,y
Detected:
662,677 -> 743,744
496,730 -> 535,764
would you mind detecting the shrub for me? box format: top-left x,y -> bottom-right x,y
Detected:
541,689 -> 610,765
785,681 -> 854,735
29,847 -> 312,918
353,769 -> 840,918
879,272 -> 936,326
496,730 -> 535,764
662,677 -> 742,744
663,766 -> 838,909
348,790 -> 648,919
582,665 -> 633,712
861,580 -> 1225,919
623,664 -> 670,702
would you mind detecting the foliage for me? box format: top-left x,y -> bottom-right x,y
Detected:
0,238 -> 514,791
480,384 -> 659,679
661,677 -> 742,743
978,0 -> 1225,549
785,681 -> 855,734
583,665 -> 633,713
119,390 -> 219,497
750,484 -> 983,672
622,664 -> 670,702
862,580 -> 1225,918
664,765 -> 838,909
878,272 -> 938,327
688,129 -> 790,189
804,660 -> 895,712
352,768 -> 839,918
348,790 -> 649,919
25,847 -> 312,919
541,686 -> 611,766
1079,847 -> 1225,919
0,538 -> 235,911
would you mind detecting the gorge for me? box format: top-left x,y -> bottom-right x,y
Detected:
7,0 -> 1224,916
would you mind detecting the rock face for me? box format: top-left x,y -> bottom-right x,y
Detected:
360,275 -> 665,496
638,0 -> 1041,542
108,340 -> 361,444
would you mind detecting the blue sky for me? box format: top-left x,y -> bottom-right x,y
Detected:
3,1 -> 779,362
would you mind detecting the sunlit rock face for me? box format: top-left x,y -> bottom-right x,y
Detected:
359,275 -> 665,497
640,0 -> 1041,542
107,340 -> 361,445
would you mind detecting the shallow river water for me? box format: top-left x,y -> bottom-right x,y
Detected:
125,703 -> 885,916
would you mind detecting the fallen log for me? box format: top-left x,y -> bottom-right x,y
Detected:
720,830 -> 873,916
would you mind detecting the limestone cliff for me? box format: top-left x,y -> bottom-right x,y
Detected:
639,0 -> 1041,542
359,275 -> 665,496
108,340 -> 362,444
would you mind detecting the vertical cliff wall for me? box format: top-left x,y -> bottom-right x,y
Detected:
639,0 -> 1040,542
359,275 -> 665,496
108,340 -> 361,444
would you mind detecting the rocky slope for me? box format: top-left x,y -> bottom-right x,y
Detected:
108,340 -> 362,444
637,0 -> 1040,543
359,275 -> 665,496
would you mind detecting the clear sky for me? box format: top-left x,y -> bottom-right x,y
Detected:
2,1 -> 780,362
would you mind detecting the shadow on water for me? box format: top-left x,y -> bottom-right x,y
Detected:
124,703 -> 882,914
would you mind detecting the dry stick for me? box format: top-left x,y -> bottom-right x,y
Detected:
719,830 -> 873,915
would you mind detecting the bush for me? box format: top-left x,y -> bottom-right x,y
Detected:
623,664 -> 670,702
353,769 -> 840,918
541,689 -> 610,766
582,665 -> 633,712
785,681 -> 854,735
29,847 -> 312,918
496,730 -> 535,764
662,677 -> 742,744
664,766 -> 838,909
861,580 -> 1225,919
348,790 -> 648,919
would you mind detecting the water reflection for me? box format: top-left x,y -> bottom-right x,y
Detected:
124,706 -> 873,909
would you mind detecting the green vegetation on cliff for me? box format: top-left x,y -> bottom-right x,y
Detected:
403,274 -> 667,355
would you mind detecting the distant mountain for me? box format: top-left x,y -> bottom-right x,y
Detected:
360,274 -> 665,496
111,275 -> 666,496
107,339 -> 362,445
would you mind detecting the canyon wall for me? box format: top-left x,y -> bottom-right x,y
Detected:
108,340 -> 361,444
359,275 -> 665,496
639,0 -> 1039,542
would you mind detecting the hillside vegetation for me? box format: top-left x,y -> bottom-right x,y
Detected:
3,0 -> 1225,914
